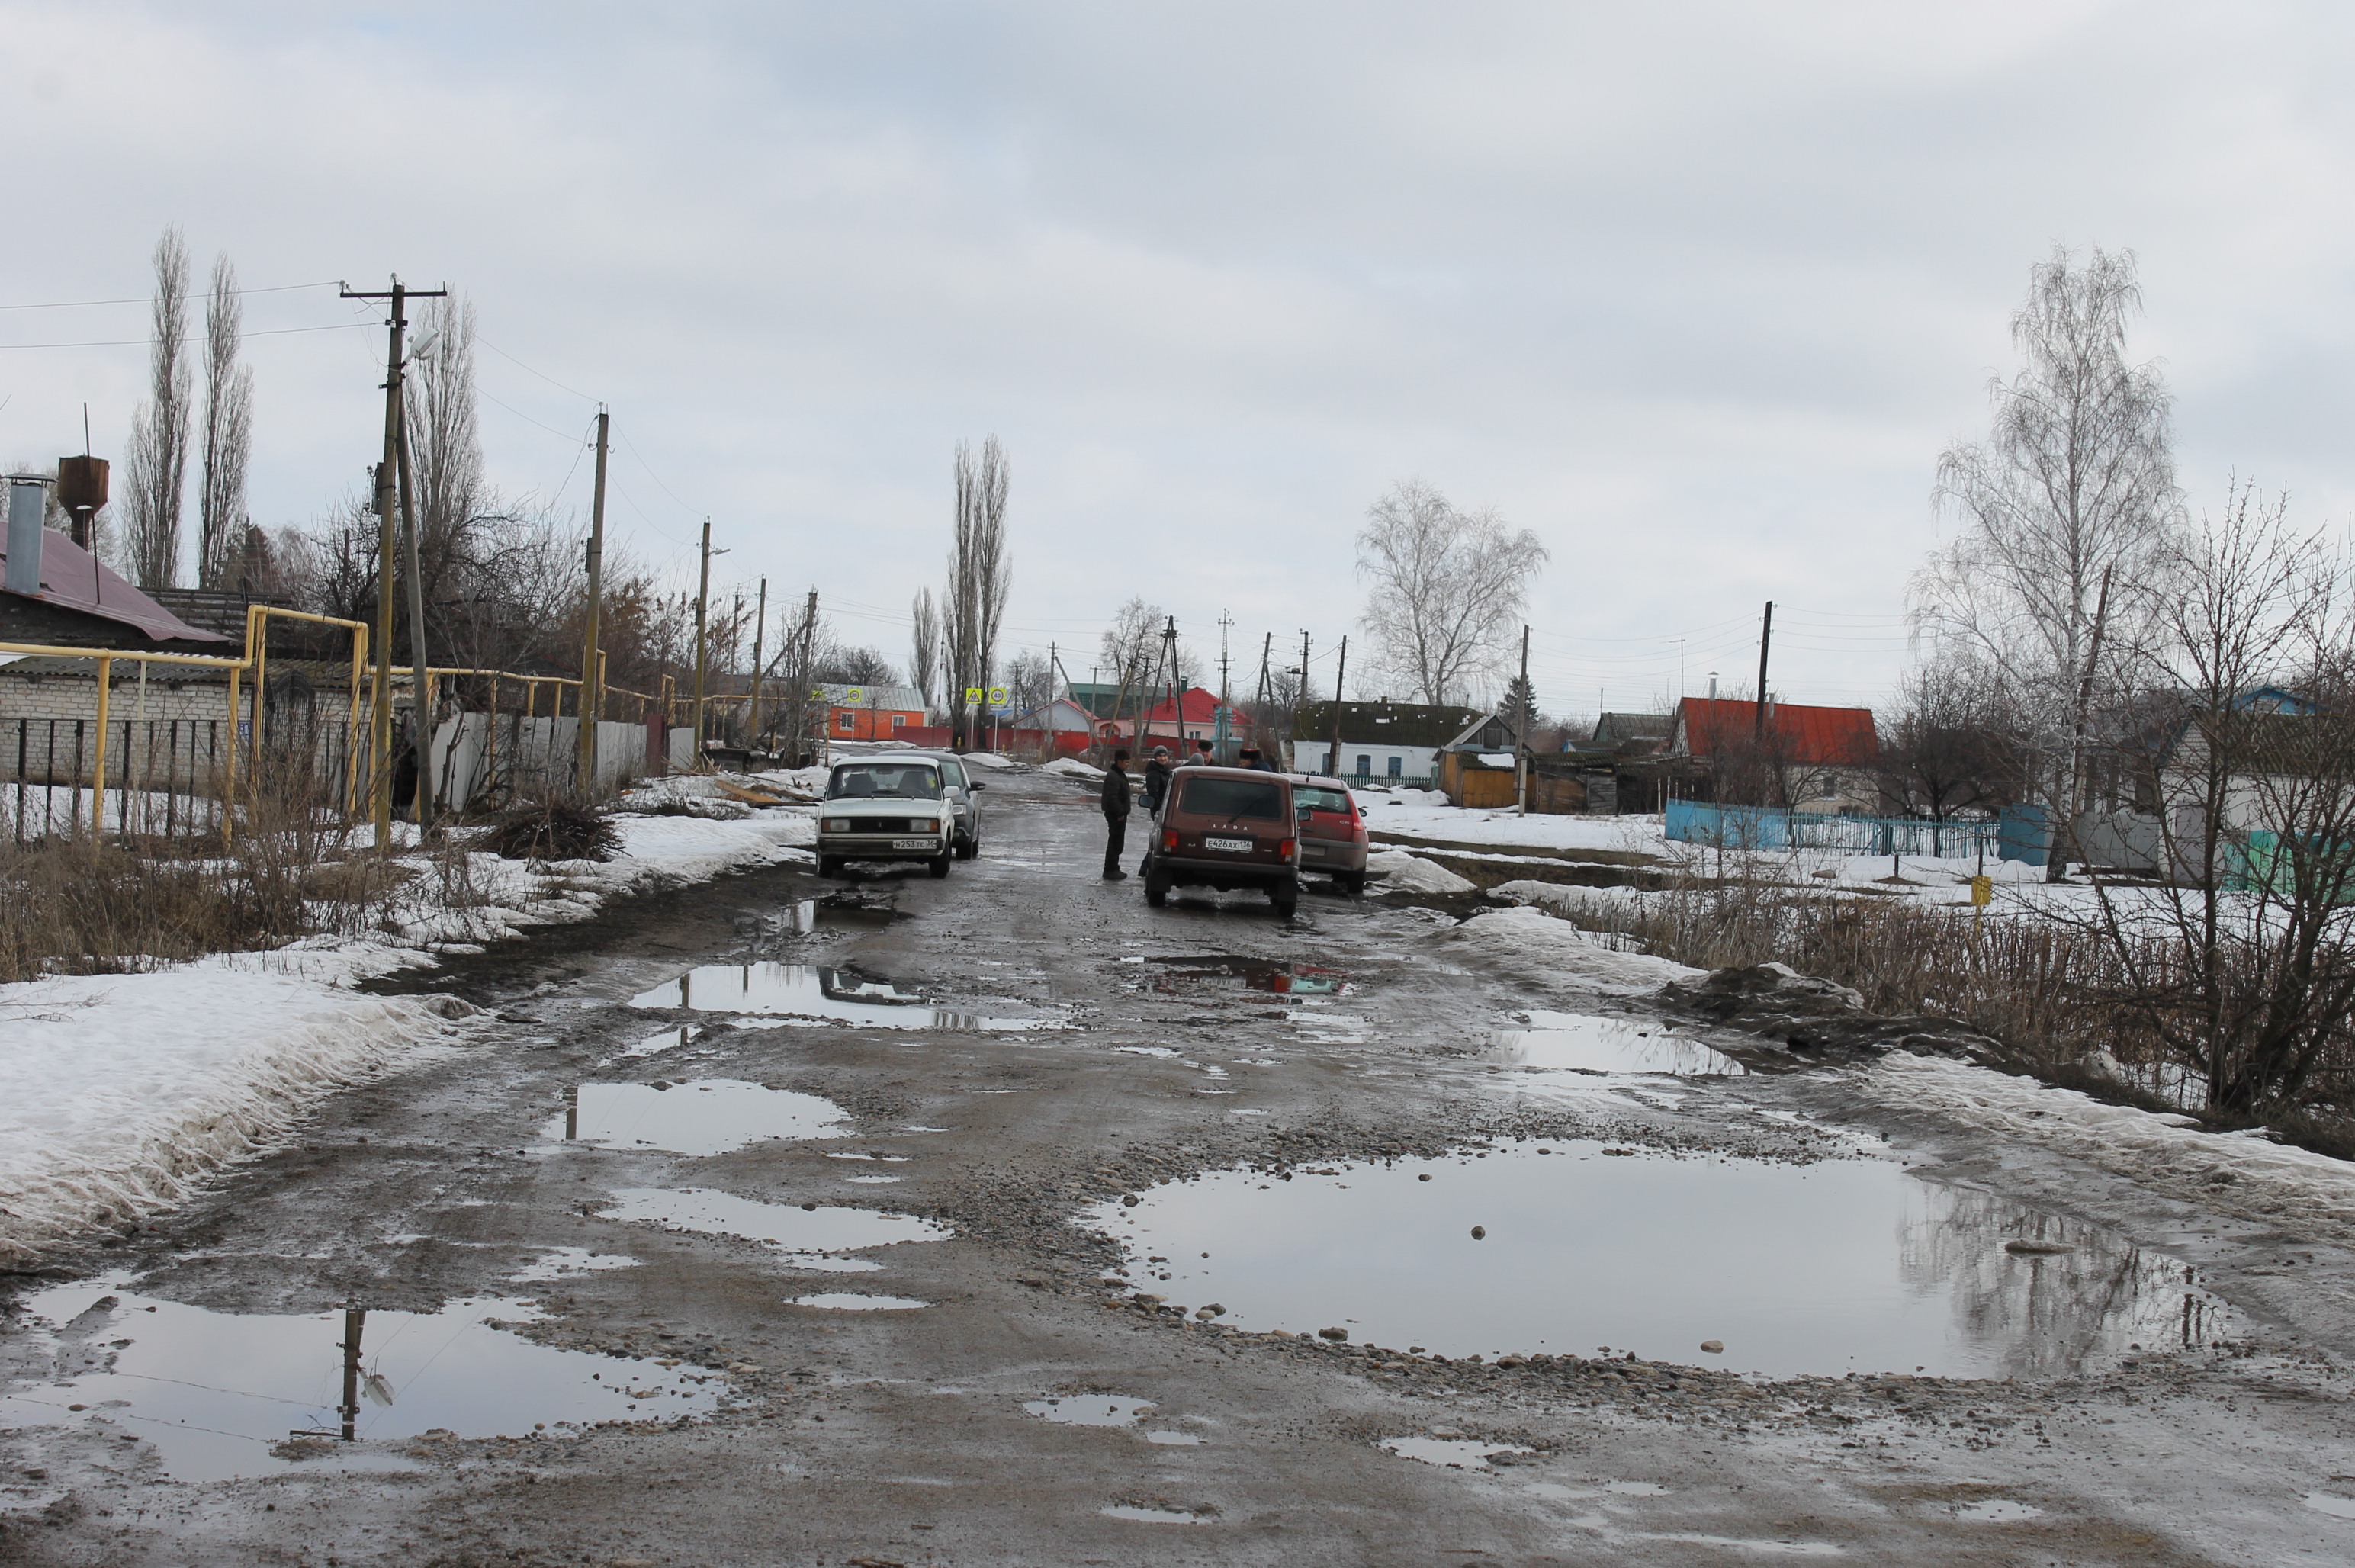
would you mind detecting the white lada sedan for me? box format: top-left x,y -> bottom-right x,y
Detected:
815,759 -> 956,879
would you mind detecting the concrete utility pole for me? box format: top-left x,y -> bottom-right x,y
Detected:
577,410 -> 609,795
341,277 -> 445,850
1753,601 -> 1775,739
692,518 -> 712,764
1515,623 -> 1531,815
747,576 -> 767,751
1216,610 -> 1232,759
1328,635 -> 1348,777
394,394 -> 432,827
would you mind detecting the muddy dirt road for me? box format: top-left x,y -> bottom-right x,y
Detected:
5,768 -> 2354,1565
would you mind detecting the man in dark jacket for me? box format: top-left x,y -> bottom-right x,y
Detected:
1137,747 -> 1172,873
1100,750 -> 1132,881
1237,746 -> 1277,772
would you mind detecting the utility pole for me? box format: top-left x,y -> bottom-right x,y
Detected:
394,391 -> 432,827
1160,617 -> 1181,755
576,410 -> 609,795
692,519 -> 712,765
747,576 -> 768,752
1753,600 -> 1774,740
1216,610 -> 1233,760
1515,624 -> 1531,815
1328,635 -> 1348,777
341,277 -> 445,850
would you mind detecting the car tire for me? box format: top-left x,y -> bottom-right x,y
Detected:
1338,872 -> 1366,896
956,831 -> 977,861
818,855 -> 843,878
928,851 -> 953,879
1144,872 -> 1171,908
1271,895 -> 1298,919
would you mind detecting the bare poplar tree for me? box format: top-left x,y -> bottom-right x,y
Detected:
1913,245 -> 2181,867
910,586 -> 942,714
196,252 -> 254,590
119,227 -> 192,587
943,435 -> 1011,746
405,295 -> 485,588
1356,478 -> 1547,704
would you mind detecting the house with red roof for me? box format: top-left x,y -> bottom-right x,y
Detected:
1669,696 -> 1878,813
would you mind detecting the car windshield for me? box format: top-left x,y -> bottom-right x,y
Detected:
827,763 -> 943,800
1178,776 -> 1285,821
1296,786 -> 1351,814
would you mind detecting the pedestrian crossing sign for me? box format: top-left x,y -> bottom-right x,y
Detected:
965,686 -> 985,703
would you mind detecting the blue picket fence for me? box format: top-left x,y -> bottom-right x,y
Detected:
1665,798 -> 2010,859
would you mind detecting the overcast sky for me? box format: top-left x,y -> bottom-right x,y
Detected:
4,2 -> 2352,718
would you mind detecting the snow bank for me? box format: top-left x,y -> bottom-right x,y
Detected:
0,965 -> 473,1262
960,752 -> 1020,770
1862,1052 -> 2355,1246
1447,906 -> 1703,996
1043,757 -> 1105,780
1367,849 -> 1476,895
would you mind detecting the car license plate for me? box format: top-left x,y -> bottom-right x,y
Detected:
1203,835 -> 1254,853
892,838 -> 933,850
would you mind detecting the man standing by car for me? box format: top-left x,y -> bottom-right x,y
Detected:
1178,738 -> 1213,767
1100,750 -> 1133,881
1138,746 -> 1172,874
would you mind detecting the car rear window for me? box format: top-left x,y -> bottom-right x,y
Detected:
1178,776 -> 1285,821
1296,786 -> 1351,814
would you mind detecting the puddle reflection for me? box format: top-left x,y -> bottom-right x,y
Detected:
547,1080 -> 853,1156
1151,955 -> 1349,998
0,1280 -> 717,1483
1487,1011 -> 1746,1077
599,1186 -> 949,1267
629,963 -> 1046,1031
1092,1144 -> 2237,1378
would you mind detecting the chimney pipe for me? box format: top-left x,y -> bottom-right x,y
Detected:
6,478 -> 47,597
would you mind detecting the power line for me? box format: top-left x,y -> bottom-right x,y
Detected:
475,334 -> 600,403
0,279 -> 341,311
0,320 -> 371,351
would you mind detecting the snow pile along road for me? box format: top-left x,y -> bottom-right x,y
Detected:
1367,849 -> 1476,896
0,964 -> 473,1264
1042,757 -> 1105,780
1447,906 -> 1703,996
1864,1052 -> 2355,1247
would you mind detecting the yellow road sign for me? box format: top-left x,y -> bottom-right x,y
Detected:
987,686 -> 1009,706
965,686 -> 984,704
1969,875 -> 1993,906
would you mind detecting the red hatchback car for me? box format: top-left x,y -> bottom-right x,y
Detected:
1286,774 -> 1370,894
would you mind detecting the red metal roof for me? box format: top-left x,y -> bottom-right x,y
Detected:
1141,686 -> 1231,725
0,529 -> 230,646
1676,697 -> 1876,766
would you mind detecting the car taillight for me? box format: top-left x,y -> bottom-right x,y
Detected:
1277,838 -> 1296,860
1163,830 -> 1178,850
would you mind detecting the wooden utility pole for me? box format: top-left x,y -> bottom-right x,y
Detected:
1753,600 -> 1775,739
692,518 -> 712,764
747,576 -> 768,750
341,278 -> 445,850
1328,635 -> 1348,776
1515,624 -> 1531,815
576,410 -> 609,795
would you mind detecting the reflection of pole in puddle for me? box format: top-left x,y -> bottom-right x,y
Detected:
564,1084 -> 579,1140
680,970 -> 693,1010
339,1309 -> 365,1441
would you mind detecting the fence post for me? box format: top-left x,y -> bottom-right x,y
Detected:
90,657 -> 111,843
223,664 -> 240,846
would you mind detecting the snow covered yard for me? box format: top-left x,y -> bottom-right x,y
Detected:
0,774 -> 826,1262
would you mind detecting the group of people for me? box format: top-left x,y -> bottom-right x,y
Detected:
1098,738 -> 1278,880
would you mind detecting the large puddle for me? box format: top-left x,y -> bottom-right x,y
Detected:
1487,1011 -> 1747,1077
628,963 -> 1047,1031
1092,1143 -> 2235,1378
0,1278 -> 718,1483
545,1079 -> 853,1156
598,1186 -> 950,1268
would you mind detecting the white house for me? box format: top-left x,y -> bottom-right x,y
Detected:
1286,739 -> 1441,783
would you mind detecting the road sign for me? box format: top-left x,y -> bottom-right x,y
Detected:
1969,875 -> 1993,906
965,686 -> 984,704
847,686 -> 863,705
987,686 -> 1008,707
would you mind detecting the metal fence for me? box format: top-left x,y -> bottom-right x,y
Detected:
2,713 -> 364,846
1666,798 -> 2004,858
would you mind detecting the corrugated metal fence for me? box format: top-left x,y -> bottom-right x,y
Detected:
1666,798 -> 2006,858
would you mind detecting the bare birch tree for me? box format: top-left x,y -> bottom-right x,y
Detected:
119,227 -> 191,586
943,435 -> 1010,747
910,586 -> 942,714
1913,245 -> 2181,870
1356,478 -> 1547,705
195,252 -> 254,590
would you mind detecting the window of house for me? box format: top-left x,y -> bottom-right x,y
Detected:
1386,757 -> 1402,778
837,712 -> 854,731
1356,754 -> 1372,775
890,714 -> 907,728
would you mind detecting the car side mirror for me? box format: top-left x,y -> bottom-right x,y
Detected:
1297,804 -> 1313,820
1358,805 -> 1368,817
971,781 -> 986,790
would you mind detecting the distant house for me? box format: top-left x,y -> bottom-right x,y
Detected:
1437,712 -> 1525,808
1669,696 -> 1878,813
1065,682 -> 1155,741
1011,695 -> 1097,737
1138,686 -> 1242,749
814,683 -> 927,741
1287,699 -> 1483,783
1593,712 -> 1675,754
